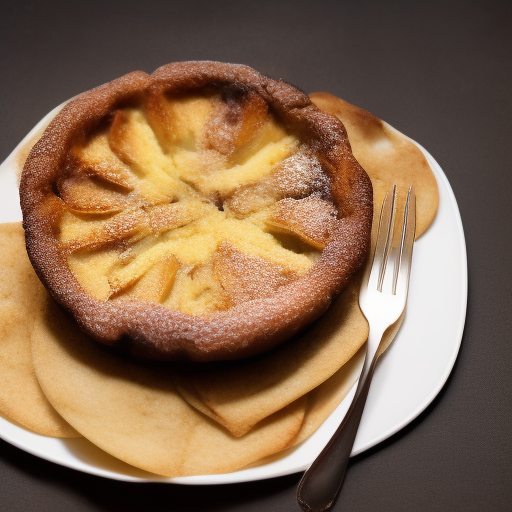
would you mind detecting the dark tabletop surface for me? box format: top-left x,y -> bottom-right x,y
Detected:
1,0 -> 511,510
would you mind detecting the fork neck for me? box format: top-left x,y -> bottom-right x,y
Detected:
355,325 -> 387,401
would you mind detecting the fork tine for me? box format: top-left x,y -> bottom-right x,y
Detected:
369,185 -> 396,292
393,187 -> 416,296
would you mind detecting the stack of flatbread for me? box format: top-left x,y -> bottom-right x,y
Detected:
0,93 -> 438,477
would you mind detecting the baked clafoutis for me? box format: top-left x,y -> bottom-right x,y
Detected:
20,62 -> 373,362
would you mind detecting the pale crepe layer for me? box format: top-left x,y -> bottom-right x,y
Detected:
31,296 -> 306,477
247,346 -> 366,469
172,93 -> 438,437
0,223 -> 78,437
248,314 -> 403,468
310,93 -> 439,240
292,312 -> 404,447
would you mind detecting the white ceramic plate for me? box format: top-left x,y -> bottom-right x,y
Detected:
0,104 -> 467,485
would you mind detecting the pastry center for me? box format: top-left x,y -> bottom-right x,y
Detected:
57,90 -> 337,315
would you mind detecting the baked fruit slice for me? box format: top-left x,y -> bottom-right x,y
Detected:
20,62 -> 373,361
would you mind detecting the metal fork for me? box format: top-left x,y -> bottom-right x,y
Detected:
297,185 -> 416,512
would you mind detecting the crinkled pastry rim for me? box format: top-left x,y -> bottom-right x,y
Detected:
20,61 -> 373,362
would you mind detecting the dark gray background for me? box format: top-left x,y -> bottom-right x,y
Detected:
1,0 -> 510,510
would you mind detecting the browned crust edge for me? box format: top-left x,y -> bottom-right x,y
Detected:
20,61 -> 373,362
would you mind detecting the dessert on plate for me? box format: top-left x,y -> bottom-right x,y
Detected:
19,61 -> 373,362
0,61 -> 439,477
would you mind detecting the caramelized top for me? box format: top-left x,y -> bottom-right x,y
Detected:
20,62 -> 373,361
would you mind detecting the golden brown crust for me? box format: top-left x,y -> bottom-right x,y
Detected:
20,62 -> 372,362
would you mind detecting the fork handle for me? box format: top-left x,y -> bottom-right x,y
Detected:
297,330 -> 382,512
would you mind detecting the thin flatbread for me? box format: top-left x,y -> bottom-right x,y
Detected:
247,315 -> 403,468
293,311 -> 404,447
31,295 -> 307,477
0,223 -> 78,437
310,92 -> 439,240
